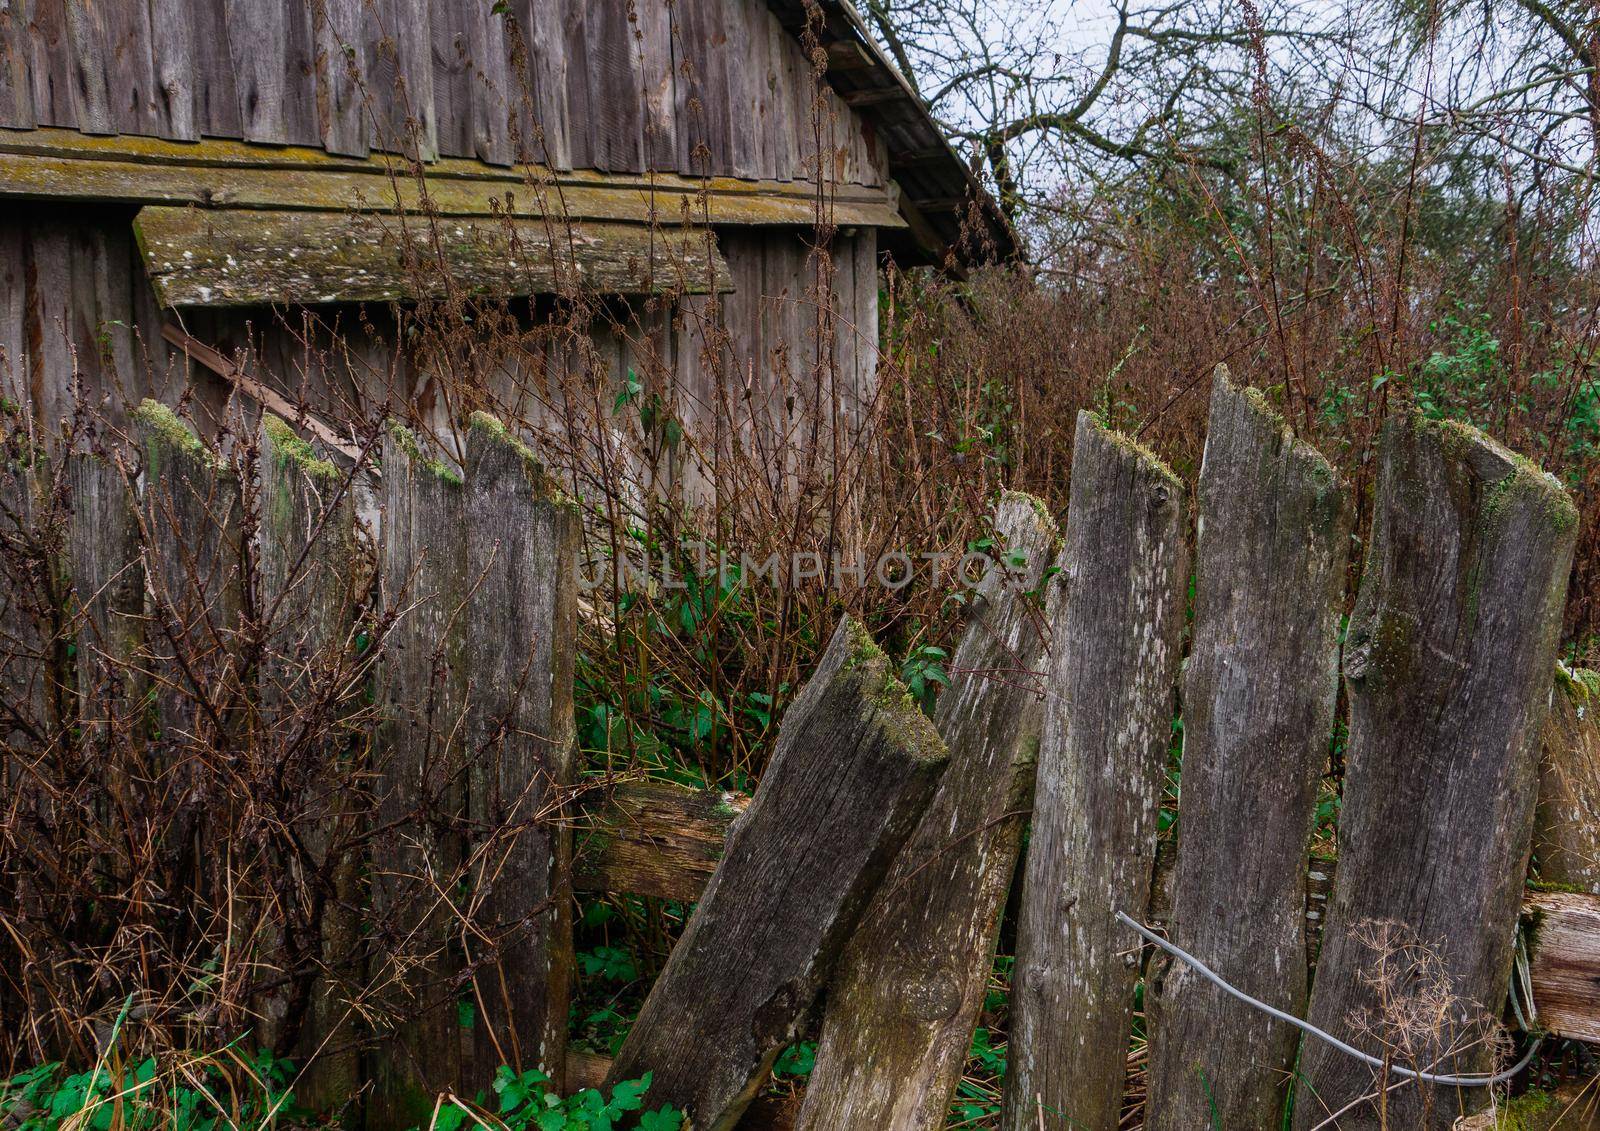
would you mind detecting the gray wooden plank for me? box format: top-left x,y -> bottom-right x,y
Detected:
635,0 -> 676,171
1001,413 -> 1189,1131
466,0 -> 510,165
26,0 -> 75,127
0,0 -> 36,128
428,0 -> 472,158
557,0 -> 591,170
584,0 -> 643,172
462,413 -> 580,1093
1292,417 -> 1578,1130
312,0 -> 367,156
798,493 -> 1060,1131
603,616 -> 949,1131
369,423 -> 467,1130
147,0 -> 197,139
1144,370 -> 1350,1131
508,0 -> 569,168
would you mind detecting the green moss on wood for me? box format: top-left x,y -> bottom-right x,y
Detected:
263,414 -> 338,481
1086,411 -> 1181,490
386,420 -> 462,486
1001,489 -> 1063,548
133,399 -> 215,468
839,616 -> 948,767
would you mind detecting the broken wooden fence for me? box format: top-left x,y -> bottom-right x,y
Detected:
7,381 -> 1600,1131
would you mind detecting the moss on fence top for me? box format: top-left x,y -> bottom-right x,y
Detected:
1422,415 -> 1578,535
1085,409 -> 1181,490
134,399 -> 216,468
263,414 -> 339,481
838,616 -> 947,767
386,420 -> 462,485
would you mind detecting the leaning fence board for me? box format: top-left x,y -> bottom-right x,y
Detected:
1145,371 -> 1351,1129
603,616 -> 949,1131
461,414 -> 580,1092
1293,418 -> 1578,1131
1001,413 -> 1189,1131
797,491 -> 1060,1131
369,425 -> 468,1129
257,416 -> 364,1110
1536,672 -> 1600,893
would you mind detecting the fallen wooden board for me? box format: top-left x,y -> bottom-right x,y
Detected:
135,207 -> 732,306
0,128 -> 908,229
572,784 -> 1600,1044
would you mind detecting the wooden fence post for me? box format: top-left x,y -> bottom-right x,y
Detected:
1001,412 -> 1188,1131
461,412 -> 580,1092
1535,669 -> 1600,893
132,400 -> 243,984
1145,371 -> 1350,1129
603,615 -> 949,1131
369,424 -> 468,1129
1292,417 -> 1577,1130
796,490 -> 1060,1131
257,415 -> 365,1110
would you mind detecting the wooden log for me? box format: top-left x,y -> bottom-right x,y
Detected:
1526,891 -> 1600,1045
1536,670 -> 1600,893
368,424 -> 468,1130
796,491 -> 1061,1130
460,413 -> 580,1092
1001,413 -> 1189,1131
573,780 -> 750,903
1292,417 -> 1579,1131
602,616 -> 950,1131
132,207 -> 734,308
1145,372 -> 1351,1129
257,416 -> 365,1110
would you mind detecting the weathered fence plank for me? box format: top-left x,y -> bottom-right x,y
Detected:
67,452 -> 143,741
257,415 -> 364,1109
461,413 -> 580,1091
603,616 -> 949,1131
369,425 -> 468,1129
135,400 -> 244,744
1292,417 -> 1578,1130
1536,670 -> 1600,893
797,491 -> 1060,1131
1145,372 -> 1351,1129
1001,413 -> 1189,1131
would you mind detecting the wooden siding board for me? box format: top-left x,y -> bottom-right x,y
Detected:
466,0 -> 511,165
584,0 -> 642,174
636,0 -> 676,171
311,0 -> 367,156
428,0 -> 471,158
0,0 -> 35,128
558,0 -> 591,170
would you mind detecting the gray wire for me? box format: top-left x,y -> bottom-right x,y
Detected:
1115,911 -> 1541,1088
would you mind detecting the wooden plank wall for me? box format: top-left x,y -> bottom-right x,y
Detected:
0,0 -> 887,187
0,208 -> 882,502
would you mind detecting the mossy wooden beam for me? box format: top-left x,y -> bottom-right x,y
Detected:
798,491 -> 1060,1131
1293,415 -> 1579,1130
1146,369 -> 1351,1131
0,128 -> 908,229
1001,412 -> 1189,1131
134,206 -> 732,307
602,616 -> 948,1131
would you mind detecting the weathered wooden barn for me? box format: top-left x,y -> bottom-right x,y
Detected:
0,0 -> 1011,485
